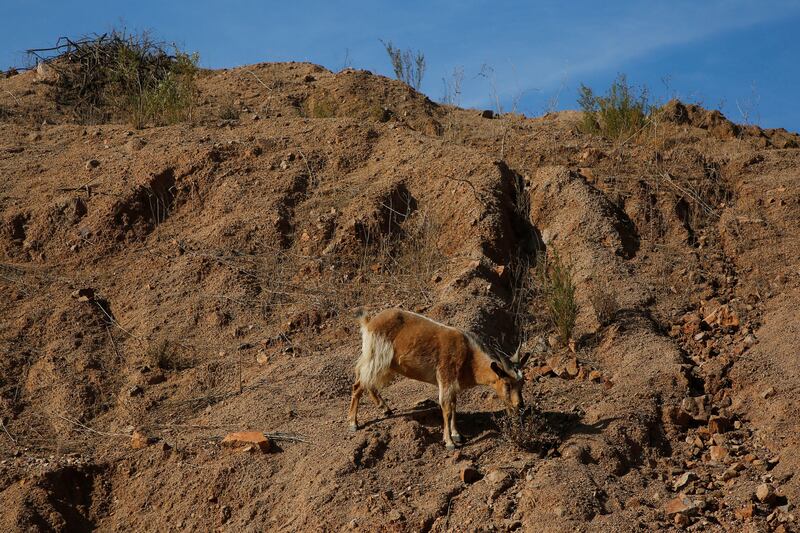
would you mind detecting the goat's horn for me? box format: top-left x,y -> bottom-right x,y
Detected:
510,344 -> 521,364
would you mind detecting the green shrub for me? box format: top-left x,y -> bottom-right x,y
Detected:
305,96 -> 336,118
537,248 -> 578,343
109,41 -> 198,128
578,74 -> 649,139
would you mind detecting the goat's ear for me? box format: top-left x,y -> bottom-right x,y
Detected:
490,361 -> 506,378
518,352 -> 531,368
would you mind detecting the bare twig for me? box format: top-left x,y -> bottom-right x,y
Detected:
0,273 -> 32,296
296,148 -> 317,187
3,90 -> 21,106
243,70 -> 271,90
93,300 -> 143,342
1,419 -> 17,445
56,414 -> 130,438
264,432 -> 311,444
446,176 -> 482,203
659,171 -> 718,218
105,325 -> 123,364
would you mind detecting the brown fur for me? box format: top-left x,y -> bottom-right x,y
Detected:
348,308 -> 527,448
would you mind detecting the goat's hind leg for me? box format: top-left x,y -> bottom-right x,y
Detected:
347,380 -> 364,431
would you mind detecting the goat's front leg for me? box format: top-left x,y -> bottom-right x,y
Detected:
438,383 -> 457,450
449,399 -> 463,444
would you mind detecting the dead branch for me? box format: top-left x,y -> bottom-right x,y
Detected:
0,419 -> 17,445
3,90 -> 21,106
243,70 -> 271,90
264,432 -> 311,444
56,414 -> 130,438
446,176 -> 483,203
296,148 -> 317,187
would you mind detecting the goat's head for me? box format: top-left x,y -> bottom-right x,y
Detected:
489,346 -> 530,416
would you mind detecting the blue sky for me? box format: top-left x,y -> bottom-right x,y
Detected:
3,1 -> 799,130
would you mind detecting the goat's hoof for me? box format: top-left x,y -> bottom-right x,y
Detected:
451,434 -> 463,444
348,423 -> 358,432
445,442 -> 456,451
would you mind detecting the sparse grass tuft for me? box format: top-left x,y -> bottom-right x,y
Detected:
146,339 -> 192,371
217,98 -> 240,120
380,40 -> 426,90
578,74 -> 649,140
368,103 -> 392,122
537,248 -> 578,343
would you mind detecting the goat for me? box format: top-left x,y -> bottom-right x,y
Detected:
347,307 -> 529,449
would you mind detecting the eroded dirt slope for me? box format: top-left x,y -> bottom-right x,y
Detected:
1,62 -> 799,532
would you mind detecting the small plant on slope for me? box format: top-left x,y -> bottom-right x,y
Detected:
538,248 -> 578,344
381,40 -> 426,90
578,74 -> 649,140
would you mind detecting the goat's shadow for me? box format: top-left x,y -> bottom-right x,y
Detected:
357,400 -> 614,454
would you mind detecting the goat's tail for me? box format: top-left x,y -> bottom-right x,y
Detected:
354,321 -> 394,390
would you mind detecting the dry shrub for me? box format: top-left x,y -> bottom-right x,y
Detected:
28,30 -> 198,127
360,210 -> 446,307
496,407 -> 560,455
579,74 -> 649,140
368,104 -> 392,122
589,287 -> 619,327
218,98 -> 240,120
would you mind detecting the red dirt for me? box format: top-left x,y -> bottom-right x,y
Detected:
1,62 -> 799,531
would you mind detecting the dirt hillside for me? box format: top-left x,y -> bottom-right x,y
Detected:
1,62 -> 799,532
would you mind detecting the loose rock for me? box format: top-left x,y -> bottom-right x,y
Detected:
674,512 -> 690,527
709,445 -> 728,462
756,483 -> 777,505
131,430 -> 156,449
221,431 -> 272,453
708,416 -> 730,434
665,495 -> 697,516
674,472 -> 696,491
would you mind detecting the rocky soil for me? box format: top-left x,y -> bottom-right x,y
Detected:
1,61 -> 799,532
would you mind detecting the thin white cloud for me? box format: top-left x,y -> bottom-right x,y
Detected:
456,0 -> 800,108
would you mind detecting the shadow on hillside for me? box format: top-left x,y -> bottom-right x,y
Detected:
358,400 -> 615,455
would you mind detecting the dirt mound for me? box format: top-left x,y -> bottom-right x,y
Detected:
661,99 -> 800,148
2,62 -> 800,531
